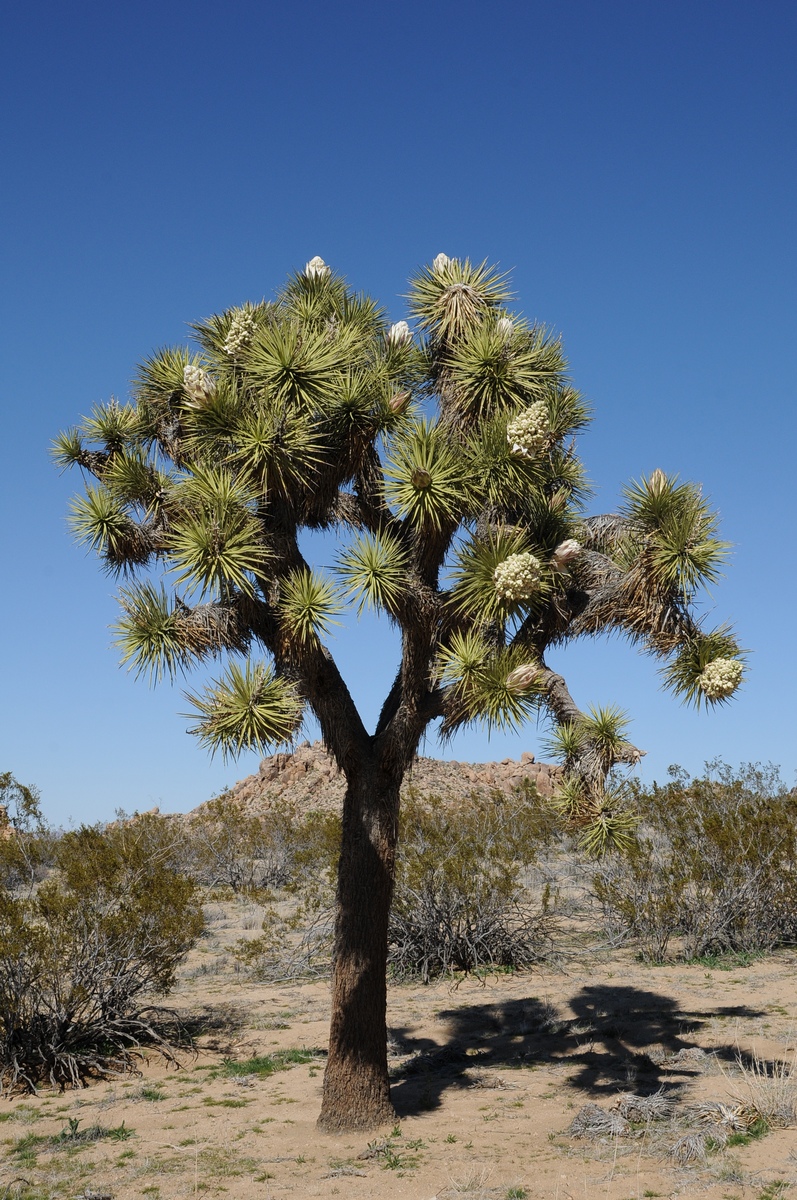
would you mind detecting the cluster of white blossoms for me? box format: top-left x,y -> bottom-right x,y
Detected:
305,255 -> 331,279
698,657 -> 744,700
433,252 -> 450,272
388,320 -> 412,346
496,315 -> 514,341
183,364 -> 216,405
223,308 -> 256,358
493,552 -> 543,601
507,401 -> 550,457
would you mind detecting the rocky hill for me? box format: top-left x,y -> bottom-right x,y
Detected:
221,740 -> 562,813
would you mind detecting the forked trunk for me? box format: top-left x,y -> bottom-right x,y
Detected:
317,766 -> 400,1132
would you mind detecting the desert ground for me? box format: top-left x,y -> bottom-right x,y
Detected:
2,894 -> 796,1200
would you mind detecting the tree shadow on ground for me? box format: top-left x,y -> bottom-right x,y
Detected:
390,983 -> 766,1118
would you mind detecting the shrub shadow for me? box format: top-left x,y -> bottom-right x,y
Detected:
390,983 -> 766,1117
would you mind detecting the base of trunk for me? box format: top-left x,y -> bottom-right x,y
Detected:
317,1086 -> 396,1133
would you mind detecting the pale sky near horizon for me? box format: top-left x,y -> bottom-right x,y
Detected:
2,0 -> 795,824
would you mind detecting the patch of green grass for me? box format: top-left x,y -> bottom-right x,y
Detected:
758,1183 -> 790,1200
506,1188 -> 528,1199
0,1186 -> 52,1200
201,1097 -> 251,1109
9,1131 -> 46,1166
726,1117 -> 769,1147
140,1086 -> 166,1101
218,1048 -> 323,1079
690,951 -> 761,971
9,1117 -> 133,1162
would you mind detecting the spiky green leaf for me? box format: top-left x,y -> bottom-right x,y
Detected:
167,466 -> 267,596
114,583 -> 186,682
185,661 -> 303,757
79,400 -> 139,453
438,638 -> 544,735
383,419 -> 472,531
242,321 -> 345,411
445,321 -> 566,421
230,407 -> 326,499
69,486 -> 150,570
335,529 -> 409,616
279,568 -> 342,647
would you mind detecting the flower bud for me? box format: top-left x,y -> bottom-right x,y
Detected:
550,539 -> 582,570
433,252 -> 451,272
496,316 -> 514,340
411,467 -> 432,489
648,468 -> 667,495
506,664 -> 540,693
548,489 -> 569,514
183,364 -> 216,405
305,255 -> 330,279
389,390 -> 411,413
388,320 -> 412,346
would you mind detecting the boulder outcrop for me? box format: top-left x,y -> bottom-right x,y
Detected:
220,741 -> 562,814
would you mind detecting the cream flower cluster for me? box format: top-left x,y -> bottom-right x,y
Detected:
507,402 -> 549,457
698,657 -> 744,700
223,308 -> 256,358
183,364 -> 216,404
493,552 -> 542,601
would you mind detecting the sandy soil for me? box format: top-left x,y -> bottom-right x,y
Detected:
2,902 -> 796,1200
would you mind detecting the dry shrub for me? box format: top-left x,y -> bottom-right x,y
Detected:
237,784 -> 560,983
183,792 -> 306,894
0,813 -> 203,1093
388,787 -> 558,981
724,1051 -> 797,1129
232,807 -> 340,980
593,762 -> 797,962
0,772 -> 57,892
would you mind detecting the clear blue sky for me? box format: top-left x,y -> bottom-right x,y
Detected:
2,0 -> 795,825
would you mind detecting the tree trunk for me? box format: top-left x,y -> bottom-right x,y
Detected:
317,764 -> 400,1132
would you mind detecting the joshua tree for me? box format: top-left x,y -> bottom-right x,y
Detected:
54,254 -> 744,1130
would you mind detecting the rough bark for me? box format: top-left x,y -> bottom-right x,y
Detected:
317,762 -> 400,1132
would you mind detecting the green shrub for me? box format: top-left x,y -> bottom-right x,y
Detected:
0,812 -> 203,1093
593,762 -> 797,962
